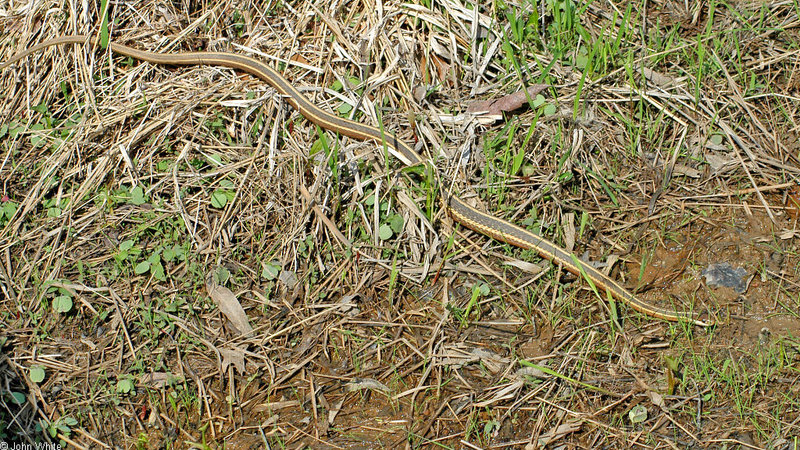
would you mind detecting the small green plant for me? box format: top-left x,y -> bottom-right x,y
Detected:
162,244 -> 185,263
44,284 -> 74,314
205,112 -> 234,143
329,75 -> 364,116
39,416 -> 78,447
213,266 -> 231,285
136,433 -> 149,449
463,282 -> 490,326
29,365 -> 45,384
117,239 -> 139,259
116,375 -> 136,395
362,189 -> 405,242
231,9 -> 246,36
115,237 -> 182,283
482,418 -> 501,442
136,302 -> 176,343
129,185 -> 147,205
0,197 -> 18,226
6,391 -> 26,406
297,235 -> 314,258
210,179 -> 236,209
52,294 -> 72,313
134,252 -> 166,281
379,213 -> 404,241
42,197 -> 69,218
261,261 -> 281,281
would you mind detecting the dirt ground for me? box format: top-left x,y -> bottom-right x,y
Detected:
1,0 -> 799,448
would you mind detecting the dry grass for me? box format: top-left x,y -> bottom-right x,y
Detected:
1,0 -> 800,448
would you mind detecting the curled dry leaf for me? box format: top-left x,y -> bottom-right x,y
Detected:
516,366 -> 547,380
206,282 -> 254,337
467,84 -> 549,120
344,378 -> 390,393
563,212 -> 576,253
502,259 -> 545,274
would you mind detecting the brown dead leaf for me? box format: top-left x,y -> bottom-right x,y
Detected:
252,400 -> 301,413
344,378 -> 390,393
206,282 -> 254,337
641,66 -> 675,87
672,163 -> 702,178
563,212 -> 576,253
516,366 -> 547,380
140,372 -> 182,389
502,259 -> 545,274
705,151 -> 737,174
467,84 -> 549,119
648,390 -> 666,411
290,53 -> 309,65
220,347 -> 246,374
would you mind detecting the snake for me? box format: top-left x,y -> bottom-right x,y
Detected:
0,34 -> 712,326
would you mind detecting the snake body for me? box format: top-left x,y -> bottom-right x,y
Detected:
0,35 -> 712,326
